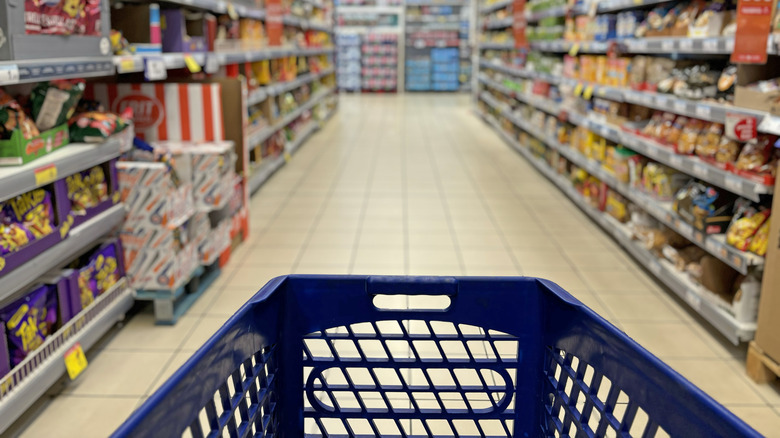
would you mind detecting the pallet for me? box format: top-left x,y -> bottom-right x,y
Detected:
135,262 -> 222,325
747,341 -> 780,383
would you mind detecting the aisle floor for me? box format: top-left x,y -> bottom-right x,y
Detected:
17,94 -> 780,437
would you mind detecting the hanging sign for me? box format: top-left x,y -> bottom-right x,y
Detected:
513,0 -> 528,49
267,0 -> 284,46
731,0 -> 777,64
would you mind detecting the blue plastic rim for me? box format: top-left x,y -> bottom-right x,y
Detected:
113,275 -> 761,438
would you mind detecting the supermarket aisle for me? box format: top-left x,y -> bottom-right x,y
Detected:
17,94 -> 780,436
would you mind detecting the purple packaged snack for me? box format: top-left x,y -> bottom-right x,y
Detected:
0,285 -> 57,367
91,242 -> 120,296
2,188 -> 55,240
77,265 -> 97,310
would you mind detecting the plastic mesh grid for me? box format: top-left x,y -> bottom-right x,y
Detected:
542,347 -> 670,438
183,346 -> 278,438
302,320 -> 520,437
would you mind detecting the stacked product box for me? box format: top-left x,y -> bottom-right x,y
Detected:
406,58 -> 431,91
362,33 -> 398,92
431,48 -> 459,91
336,33 -> 362,91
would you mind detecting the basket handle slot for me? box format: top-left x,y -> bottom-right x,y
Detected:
366,276 -> 458,296
373,294 -> 451,311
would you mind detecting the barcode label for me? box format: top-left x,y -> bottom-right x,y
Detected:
0,65 -> 20,84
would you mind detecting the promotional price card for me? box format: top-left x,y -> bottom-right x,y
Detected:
731,0 -> 777,64
513,0 -> 528,49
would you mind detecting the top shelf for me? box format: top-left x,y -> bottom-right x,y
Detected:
156,0 -> 265,19
481,0 -> 680,17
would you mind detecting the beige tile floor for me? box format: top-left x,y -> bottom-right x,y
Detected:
13,93 -> 780,437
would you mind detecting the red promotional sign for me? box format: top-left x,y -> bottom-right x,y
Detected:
513,0 -> 528,49
731,0 -> 777,64
726,112 -> 758,141
266,0 -> 284,46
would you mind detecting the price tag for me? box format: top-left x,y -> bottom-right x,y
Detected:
692,161 -> 710,178
673,100 -> 687,114
0,65 -> 20,84
649,261 -> 662,275
758,115 -> 780,135
705,239 -> 719,252
574,82 -> 584,96
569,43 -> 581,57
34,164 -> 58,186
144,57 -> 167,81
583,85 -> 594,100
703,38 -> 719,52
205,55 -> 220,74
661,40 -> 675,51
227,2 -> 239,20
183,55 -> 202,73
724,176 -> 743,193
283,152 -> 292,162
116,57 -> 138,74
695,104 -> 711,119
670,155 -> 683,168
679,39 -> 694,51
656,95 -> 668,107
685,290 -> 702,311
64,343 -> 88,380
632,39 -> 648,51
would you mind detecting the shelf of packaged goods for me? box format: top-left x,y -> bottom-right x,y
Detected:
481,90 -> 763,274
304,0 -> 328,9
0,57 -> 114,86
406,0 -> 468,5
336,5 -> 404,13
0,138 -> 122,203
282,16 -> 333,32
478,41 -> 515,50
530,36 -> 735,55
478,74 -> 561,114
479,0 -> 512,15
0,204 -> 126,303
248,87 -> 334,147
477,106 -> 756,345
336,25 -> 404,34
247,67 -> 336,106
160,0 -> 266,19
479,61 -> 780,135
527,6 -> 569,22
286,121 -> 321,156
0,280 -> 134,434
573,0 -> 675,14
478,70 -> 775,202
116,47 -> 335,74
483,17 -> 514,30
406,22 -> 463,30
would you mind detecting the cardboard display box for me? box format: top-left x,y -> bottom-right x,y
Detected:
753,168 -> 780,364
734,59 -> 780,116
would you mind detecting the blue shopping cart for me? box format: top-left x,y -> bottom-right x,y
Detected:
114,276 -> 760,437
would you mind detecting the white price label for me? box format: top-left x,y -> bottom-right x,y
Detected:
633,39 -> 648,51
144,57 -> 167,81
670,155 -> 683,168
703,39 -> 719,52
758,115 -> 780,135
685,290 -> 702,311
661,40 -> 675,51
650,261 -> 663,275
679,39 -> 694,51
678,222 -> 694,238
695,104 -> 711,119
692,161 -> 710,178
0,65 -> 20,84
656,95 -> 668,107
205,55 -> 220,74
724,176 -> 743,193
674,101 -> 687,113
705,239 -> 719,253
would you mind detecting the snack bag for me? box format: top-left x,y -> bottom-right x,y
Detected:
695,123 -> 724,159
2,188 -> 55,240
68,107 -> 132,143
0,90 -> 40,140
749,219 -> 770,256
0,285 -> 57,367
0,217 -> 34,256
735,135 -> 778,173
642,111 -> 664,137
666,116 -> 688,145
656,112 -> 677,140
31,80 -> 86,131
677,118 -> 705,154
716,137 -> 742,164
726,200 -> 770,250
91,243 -> 121,295
66,165 -> 109,215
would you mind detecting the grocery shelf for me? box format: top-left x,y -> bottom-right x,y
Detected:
477,105 -> 756,344
247,67 -> 336,106
282,16 -> 333,32
0,57 -> 114,86
161,0 -> 266,19
0,204 -> 126,303
248,87 -> 335,147
484,17 -> 513,30
478,74 -> 560,114
287,121 -> 320,156
478,69 -> 775,202
0,281 -> 134,435
0,137 -> 122,203
575,0 -> 674,14
478,42 -> 515,50
527,6 -> 568,21
406,22 -> 462,30
405,0 -> 468,5
479,0 -> 512,14
480,89 -> 763,274
530,36 -> 735,55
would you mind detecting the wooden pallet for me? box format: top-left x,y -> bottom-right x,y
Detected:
747,341 -> 780,383
135,261 -> 222,325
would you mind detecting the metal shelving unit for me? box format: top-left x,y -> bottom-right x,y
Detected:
248,88 -> 335,147
248,67 -> 336,106
0,281 -> 134,435
477,102 -> 756,344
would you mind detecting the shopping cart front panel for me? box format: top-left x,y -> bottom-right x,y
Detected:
113,275 -> 760,438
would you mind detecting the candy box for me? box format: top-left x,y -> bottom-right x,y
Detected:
0,284 -> 57,372
117,161 -> 194,229
83,83 -> 224,142
0,182 -> 68,280
0,124 -> 70,166
161,9 -> 208,53
110,3 -> 162,54
64,159 -> 119,228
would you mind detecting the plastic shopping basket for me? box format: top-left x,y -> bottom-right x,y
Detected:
114,275 -> 760,437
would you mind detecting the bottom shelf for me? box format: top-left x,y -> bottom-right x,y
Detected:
0,280 -> 134,433
477,110 -> 756,345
